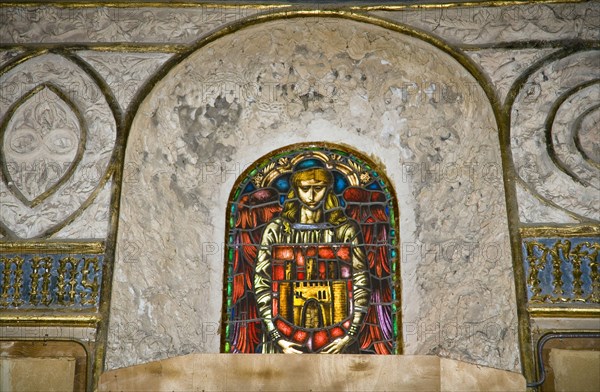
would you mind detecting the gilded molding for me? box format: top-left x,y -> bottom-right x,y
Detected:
0,0 -> 589,10
0,44 -> 189,53
520,225 -> 600,238
0,241 -> 105,254
574,104 -> 600,169
0,2 -> 290,9
0,314 -> 100,327
529,306 -> 600,318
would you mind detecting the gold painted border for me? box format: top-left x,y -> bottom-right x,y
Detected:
529,306 -> 600,318
0,44 -> 188,53
0,0 -> 589,10
0,241 -> 105,254
0,314 -> 100,327
219,141 -> 403,355
520,225 -> 600,238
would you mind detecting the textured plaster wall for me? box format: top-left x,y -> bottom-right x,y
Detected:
110,17 -> 518,371
1,0 -> 598,377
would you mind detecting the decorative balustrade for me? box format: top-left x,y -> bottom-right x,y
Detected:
0,254 -> 103,309
522,237 -> 599,304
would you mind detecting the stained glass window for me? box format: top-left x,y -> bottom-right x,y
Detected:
223,144 -> 400,354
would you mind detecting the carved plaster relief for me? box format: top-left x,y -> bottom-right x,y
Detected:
3,86 -> 82,205
466,48 -> 557,106
516,183 -> 580,224
0,6 -> 262,44
510,50 -> 600,222
51,178 -> 112,239
77,52 -> 173,112
0,53 -> 116,238
374,3 -> 599,46
0,51 -> 22,67
1,3 -> 597,47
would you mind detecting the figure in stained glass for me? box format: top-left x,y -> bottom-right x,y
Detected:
224,146 -> 398,354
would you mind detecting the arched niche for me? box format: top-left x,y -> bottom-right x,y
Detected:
109,14 -> 519,372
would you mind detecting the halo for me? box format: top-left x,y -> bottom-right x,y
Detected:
256,150 -> 363,188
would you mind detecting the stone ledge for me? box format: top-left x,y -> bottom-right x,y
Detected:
98,354 -> 524,391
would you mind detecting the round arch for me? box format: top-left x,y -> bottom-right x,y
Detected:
110,12 -> 519,372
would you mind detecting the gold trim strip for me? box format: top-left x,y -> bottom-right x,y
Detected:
0,44 -> 188,54
0,0 -> 588,10
0,241 -> 106,254
356,0 -> 589,11
520,225 -> 600,238
0,2 -> 291,9
0,314 -> 100,326
459,40 -> 598,51
529,306 -> 600,318
1,41 -> 594,54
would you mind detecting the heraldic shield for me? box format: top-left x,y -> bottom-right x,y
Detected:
223,145 -> 399,354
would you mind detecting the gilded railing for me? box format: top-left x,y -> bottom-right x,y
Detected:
522,238 -> 599,304
0,254 -> 103,309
